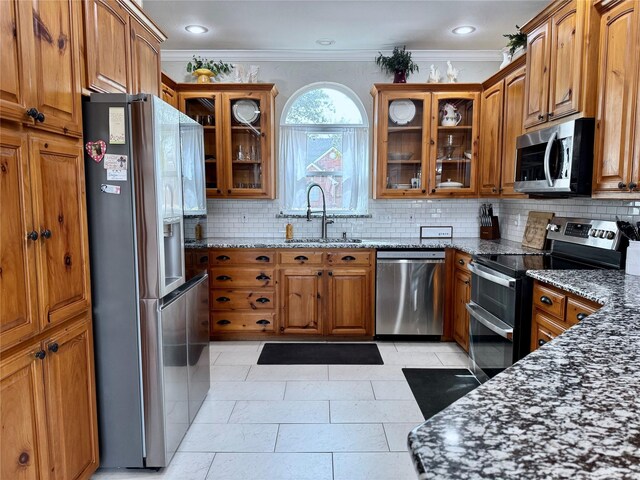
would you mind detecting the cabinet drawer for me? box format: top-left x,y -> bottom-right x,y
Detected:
533,283 -> 566,319
211,312 -> 275,332
211,290 -> 275,310
566,297 -> 600,326
210,268 -> 275,288
210,249 -> 275,266
279,251 -> 324,265
454,251 -> 473,272
326,250 -> 371,266
532,310 -> 566,351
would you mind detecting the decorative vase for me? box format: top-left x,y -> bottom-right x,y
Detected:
393,70 -> 407,83
500,48 -> 512,69
193,68 -> 214,83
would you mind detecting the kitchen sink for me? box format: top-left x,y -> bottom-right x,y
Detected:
285,238 -> 363,244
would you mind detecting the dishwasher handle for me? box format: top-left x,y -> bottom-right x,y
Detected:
377,258 -> 445,265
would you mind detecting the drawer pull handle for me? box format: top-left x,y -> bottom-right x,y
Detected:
256,297 -> 270,304
256,274 -> 271,281
538,339 -> 546,346
540,296 -> 553,306
216,255 -> 230,261
458,259 -> 465,265
576,313 -> 588,321
216,297 -> 231,303
342,255 -> 356,261
256,319 -> 271,325
216,320 -> 231,325
216,275 -> 232,281
255,255 -> 270,262
294,255 -> 309,261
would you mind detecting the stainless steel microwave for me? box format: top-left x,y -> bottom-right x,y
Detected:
513,118 -> 595,196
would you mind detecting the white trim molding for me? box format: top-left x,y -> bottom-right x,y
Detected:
161,49 -> 503,63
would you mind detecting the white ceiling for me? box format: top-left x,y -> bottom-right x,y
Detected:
144,0 -> 549,53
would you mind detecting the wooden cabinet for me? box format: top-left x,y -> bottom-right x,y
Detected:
178,84 -> 278,199
522,0 -> 599,130
479,56 -> 527,197
326,268 -> 372,336
161,72 -> 179,109
0,315 -> 98,480
0,0 -> 83,137
82,0 -> 166,96
530,280 -> 601,351
371,84 -> 480,198
451,251 -> 471,351
592,0 -> 640,197
279,267 -> 324,335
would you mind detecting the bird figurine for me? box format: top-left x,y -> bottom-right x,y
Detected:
446,61 -> 459,83
428,64 -> 441,83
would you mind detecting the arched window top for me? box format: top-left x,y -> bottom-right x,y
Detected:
282,82 -> 367,126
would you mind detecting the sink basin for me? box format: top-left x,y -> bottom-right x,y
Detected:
285,238 -> 363,244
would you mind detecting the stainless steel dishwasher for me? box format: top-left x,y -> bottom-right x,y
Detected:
375,250 -> 445,336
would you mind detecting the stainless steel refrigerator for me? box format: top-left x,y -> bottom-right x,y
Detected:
83,94 -> 209,468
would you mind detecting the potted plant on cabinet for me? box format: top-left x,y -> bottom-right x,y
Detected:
186,55 -> 233,83
375,46 -> 419,83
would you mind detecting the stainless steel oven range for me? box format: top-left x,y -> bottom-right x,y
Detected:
468,217 -> 625,383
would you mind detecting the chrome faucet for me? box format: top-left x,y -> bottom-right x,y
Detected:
306,183 -> 334,239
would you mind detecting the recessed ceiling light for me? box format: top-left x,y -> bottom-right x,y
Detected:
316,39 -> 335,46
185,25 -> 208,34
452,25 -> 476,35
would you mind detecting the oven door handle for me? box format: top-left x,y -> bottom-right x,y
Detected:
466,301 -> 513,341
467,262 -> 516,289
543,131 -> 558,187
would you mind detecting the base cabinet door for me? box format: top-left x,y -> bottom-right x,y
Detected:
452,269 -> 471,351
326,268 -> 372,336
43,316 -> 98,480
0,341 -> 50,480
279,268 -> 323,334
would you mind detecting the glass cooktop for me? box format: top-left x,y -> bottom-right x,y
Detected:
473,254 -> 602,277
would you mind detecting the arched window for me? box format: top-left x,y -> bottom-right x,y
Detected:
280,82 -> 369,215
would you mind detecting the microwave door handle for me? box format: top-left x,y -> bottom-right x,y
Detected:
467,262 -> 516,289
543,131 -> 558,187
466,302 -> 514,341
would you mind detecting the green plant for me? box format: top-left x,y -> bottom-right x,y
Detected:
503,26 -> 527,55
186,55 -> 233,76
375,46 -> 419,76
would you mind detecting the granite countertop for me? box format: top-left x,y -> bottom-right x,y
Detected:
185,237 -> 546,256
408,269 -> 640,480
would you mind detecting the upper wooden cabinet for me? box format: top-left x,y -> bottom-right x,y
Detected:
161,72 -> 179,109
82,0 -> 166,96
178,84 -> 278,199
522,0 -> 599,130
592,0 -> 640,198
371,84 -> 480,198
0,0 -> 83,137
479,56 -> 527,197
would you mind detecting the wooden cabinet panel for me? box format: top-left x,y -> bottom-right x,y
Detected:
566,297 -> 600,326
326,250 -> 372,266
42,317 -> 98,480
0,341 -> 50,480
279,268 -> 323,334
211,289 -> 275,310
531,310 -> 565,351
279,251 -> 324,266
326,268 -> 371,336
452,269 -> 471,352
549,2 -> 581,119
454,250 -> 472,273
479,81 -> 504,195
0,129 -> 40,351
210,249 -> 274,266
532,282 -> 566,320
211,311 -> 275,333
0,0 -> 34,124
523,22 -> 551,128
593,0 -> 638,194
500,65 -> 527,196
28,0 -> 83,137
161,83 -> 178,109
130,17 -> 161,96
29,136 -> 89,328
210,268 -> 275,288
83,0 -> 131,93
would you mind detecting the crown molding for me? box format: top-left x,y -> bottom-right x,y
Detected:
161,49 -> 503,63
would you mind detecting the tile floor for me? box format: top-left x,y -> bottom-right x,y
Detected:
92,341 -> 468,480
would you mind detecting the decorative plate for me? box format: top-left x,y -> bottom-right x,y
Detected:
233,99 -> 260,124
389,100 -> 416,125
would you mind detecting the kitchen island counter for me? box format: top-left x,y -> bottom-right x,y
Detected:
408,269 -> 640,479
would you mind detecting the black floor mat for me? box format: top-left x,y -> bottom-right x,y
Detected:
257,343 -> 384,365
402,368 -> 480,419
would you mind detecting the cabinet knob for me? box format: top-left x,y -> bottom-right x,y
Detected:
548,112 -> 554,118
618,182 -> 627,190
538,339 -> 546,347
40,228 -> 51,239
216,189 -> 221,194
431,188 -> 436,193
317,271 -> 322,276
540,295 -> 553,305
537,114 -> 544,120
576,313 -> 588,321
458,259 -> 465,265
27,230 -> 39,241
629,182 -> 637,191
464,280 -> 470,285
47,342 -> 59,353
328,271 -> 333,276
26,107 -> 39,120
492,188 -> 497,193
421,189 -> 426,193
228,189 -> 231,194
34,350 -> 46,360
35,112 -> 45,123
429,139 -> 435,145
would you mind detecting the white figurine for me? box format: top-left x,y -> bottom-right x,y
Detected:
428,64 -> 441,83
446,61 -> 459,83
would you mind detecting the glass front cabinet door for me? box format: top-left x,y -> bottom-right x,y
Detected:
376,92 -> 431,197
428,92 -> 480,196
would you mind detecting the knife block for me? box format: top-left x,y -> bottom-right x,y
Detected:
480,216 -> 501,240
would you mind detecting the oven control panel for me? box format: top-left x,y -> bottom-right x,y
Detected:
547,217 -> 621,250
564,222 -> 592,238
